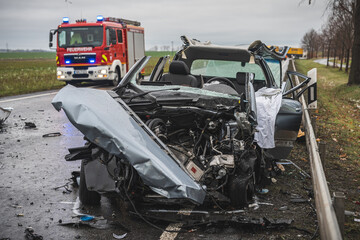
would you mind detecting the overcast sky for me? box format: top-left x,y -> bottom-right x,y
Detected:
0,0 -> 329,50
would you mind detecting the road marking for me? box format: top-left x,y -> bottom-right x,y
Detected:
159,207 -> 192,240
0,92 -> 58,104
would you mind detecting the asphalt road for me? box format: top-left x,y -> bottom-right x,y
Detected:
0,85 -> 163,240
0,85 -> 316,240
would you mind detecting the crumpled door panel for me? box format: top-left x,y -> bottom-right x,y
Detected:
52,85 -> 206,204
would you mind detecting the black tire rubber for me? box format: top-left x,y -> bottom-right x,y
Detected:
110,68 -> 120,86
229,175 -> 254,208
79,160 -> 101,205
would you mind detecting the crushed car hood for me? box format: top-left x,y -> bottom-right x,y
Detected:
52,85 -> 206,204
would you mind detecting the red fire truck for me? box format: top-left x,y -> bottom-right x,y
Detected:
49,15 -> 145,86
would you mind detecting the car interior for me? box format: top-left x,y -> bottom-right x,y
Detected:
142,60 -> 266,96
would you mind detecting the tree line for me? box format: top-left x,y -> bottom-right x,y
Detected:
302,0 -> 359,85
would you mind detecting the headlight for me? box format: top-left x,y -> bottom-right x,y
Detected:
100,69 -> 107,74
57,71 -> 63,75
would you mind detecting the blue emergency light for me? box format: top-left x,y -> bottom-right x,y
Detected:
63,17 -> 69,24
65,60 -> 71,64
97,15 -> 104,22
89,59 -> 95,63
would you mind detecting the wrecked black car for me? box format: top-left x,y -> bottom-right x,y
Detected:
52,36 -> 315,208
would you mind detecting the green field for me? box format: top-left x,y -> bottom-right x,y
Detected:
0,52 -> 56,60
0,51 -> 174,97
0,59 -> 61,97
0,51 -> 174,60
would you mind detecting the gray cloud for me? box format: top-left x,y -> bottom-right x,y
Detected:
0,0 -> 328,50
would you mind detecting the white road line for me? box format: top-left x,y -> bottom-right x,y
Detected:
0,92 -> 58,103
159,207 -> 192,240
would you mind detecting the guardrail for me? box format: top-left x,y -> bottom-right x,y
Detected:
291,59 -> 342,240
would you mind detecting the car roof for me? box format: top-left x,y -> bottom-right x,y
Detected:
181,45 -> 251,63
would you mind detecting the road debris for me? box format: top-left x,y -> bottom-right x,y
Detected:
279,206 -> 288,211
113,233 -> 127,239
42,132 -> 61,137
290,194 -> 309,203
276,159 -> 311,178
54,180 -> 72,194
0,107 -> 13,125
80,215 -> 95,222
139,208 -> 293,230
258,189 -> 269,194
24,227 -> 43,240
25,122 -> 36,129
345,210 -> 359,216
59,218 -> 128,230
276,163 -> 285,172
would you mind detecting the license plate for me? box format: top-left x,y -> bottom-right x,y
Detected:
74,70 -> 87,74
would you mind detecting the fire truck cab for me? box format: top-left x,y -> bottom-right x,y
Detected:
49,16 -> 145,86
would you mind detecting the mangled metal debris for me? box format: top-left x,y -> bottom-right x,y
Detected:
0,107 -> 13,125
52,85 -> 206,204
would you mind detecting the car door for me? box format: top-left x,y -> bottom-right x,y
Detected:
267,65 -> 311,159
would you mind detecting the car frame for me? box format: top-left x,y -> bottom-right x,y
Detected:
52,36 -> 315,208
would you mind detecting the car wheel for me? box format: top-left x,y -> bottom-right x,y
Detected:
229,175 -> 254,208
79,160 -> 101,205
111,68 -> 120,86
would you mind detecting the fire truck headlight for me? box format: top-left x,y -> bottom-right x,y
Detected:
100,69 -> 107,74
57,71 -> 63,76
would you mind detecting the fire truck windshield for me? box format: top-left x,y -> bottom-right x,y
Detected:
58,26 -> 103,48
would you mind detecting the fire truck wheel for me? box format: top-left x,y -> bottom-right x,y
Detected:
111,68 -> 120,86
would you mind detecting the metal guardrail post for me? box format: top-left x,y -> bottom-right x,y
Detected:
291,60 -> 342,240
333,192 -> 345,237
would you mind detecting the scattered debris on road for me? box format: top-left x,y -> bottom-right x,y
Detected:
0,107 -> 13,125
24,122 -> 36,129
80,215 -> 95,221
42,132 -> 61,137
113,233 -> 127,239
24,227 -> 43,240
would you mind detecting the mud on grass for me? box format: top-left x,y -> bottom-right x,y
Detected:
295,59 -> 360,239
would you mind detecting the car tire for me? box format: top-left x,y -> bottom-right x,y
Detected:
229,175 -> 254,208
79,160 -> 101,205
110,68 -> 120,86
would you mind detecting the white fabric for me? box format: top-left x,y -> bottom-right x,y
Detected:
254,87 -> 282,149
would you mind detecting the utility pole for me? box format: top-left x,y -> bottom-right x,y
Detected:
6,42 -> 8,52
171,41 -> 174,56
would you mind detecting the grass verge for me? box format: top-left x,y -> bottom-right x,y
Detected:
0,59 -> 63,97
295,59 -> 360,238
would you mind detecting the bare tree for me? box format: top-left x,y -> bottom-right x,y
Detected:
301,29 -> 319,58
306,0 -> 359,84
